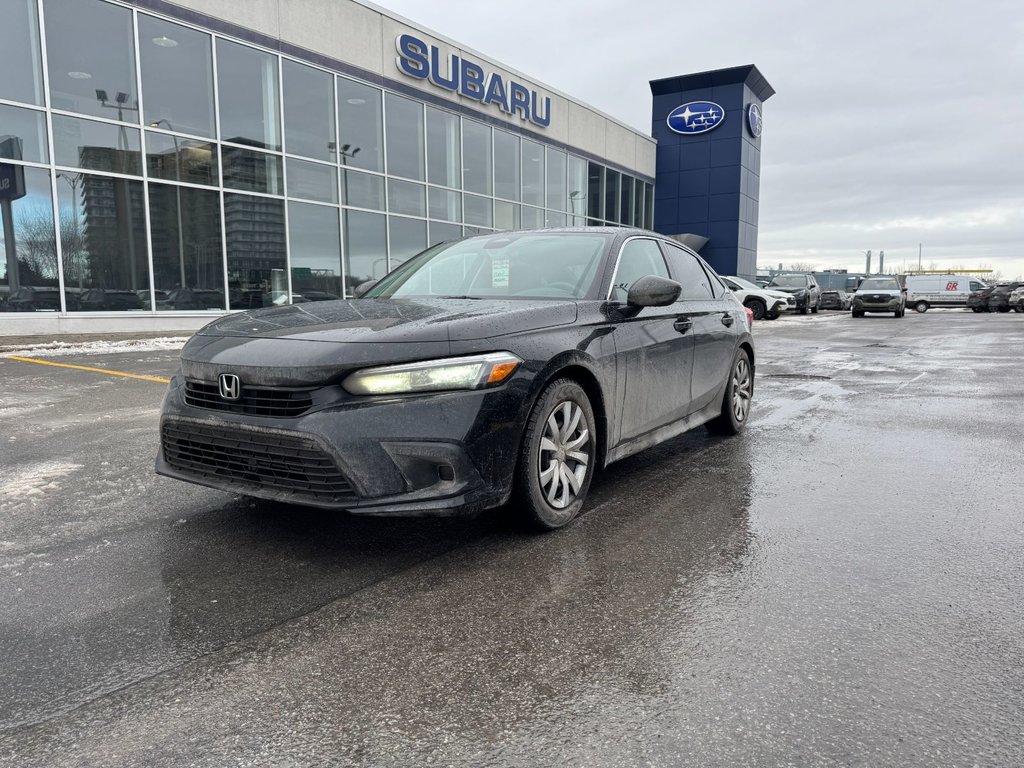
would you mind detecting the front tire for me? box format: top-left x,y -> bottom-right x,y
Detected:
744,299 -> 766,321
852,310 -> 864,317
707,348 -> 753,436
514,379 -> 596,531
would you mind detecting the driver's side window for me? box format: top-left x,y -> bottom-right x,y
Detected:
610,239 -> 669,302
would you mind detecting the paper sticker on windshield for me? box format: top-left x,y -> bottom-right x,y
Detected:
492,258 -> 509,288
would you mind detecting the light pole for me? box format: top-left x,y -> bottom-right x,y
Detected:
150,119 -> 187,289
568,190 -> 584,225
56,172 -> 83,289
97,90 -> 140,290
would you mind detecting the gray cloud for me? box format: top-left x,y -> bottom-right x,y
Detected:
377,0 -> 1024,278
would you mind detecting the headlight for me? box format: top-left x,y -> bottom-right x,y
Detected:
342,352 -> 522,395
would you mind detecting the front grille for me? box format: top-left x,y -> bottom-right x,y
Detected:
863,294 -> 890,302
162,420 -> 358,504
184,380 -> 314,418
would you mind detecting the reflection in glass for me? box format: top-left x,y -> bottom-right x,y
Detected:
384,93 -> 424,181
389,216 -> 426,267
462,120 -> 491,195
620,175 -> 634,226
568,155 -> 587,225
544,211 -> 567,228
605,169 -> 620,223
343,209 -> 386,289
522,139 -> 544,206
288,201 -> 342,302
342,170 -> 384,210
521,205 -> 544,229
225,193 -> 286,308
545,148 -> 567,212
57,173 -> 149,310
222,147 -> 282,195
633,178 -> 644,229
146,131 -> 218,186
644,183 -> 655,229
428,221 -> 462,246
217,39 -> 280,150
494,200 -> 520,231
0,104 -> 48,163
426,107 -> 460,188
427,187 -> 461,222
464,194 -> 493,227
148,182 -> 224,308
283,60 -> 336,161
387,179 -> 425,217
1,167 -> 58,311
1,0 -> 44,106
493,130 -> 520,201
587,162 -> 603,225
52,115 -> 142,176
44,0 -> 138,121
286,157 -> 338,204
139,16 -> 214,138
338,79 -> 383,173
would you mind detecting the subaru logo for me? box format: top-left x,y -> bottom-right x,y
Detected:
747,103 -> 763,138
218,373 -> 241,400
666,101 -> 725,135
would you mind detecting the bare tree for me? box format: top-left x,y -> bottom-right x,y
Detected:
786,261 -> 819,273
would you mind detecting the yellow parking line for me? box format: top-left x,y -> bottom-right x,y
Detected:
7,356 -> 170,384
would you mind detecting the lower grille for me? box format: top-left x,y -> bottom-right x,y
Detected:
184,380 -> 314,418
162,420 -> 358,504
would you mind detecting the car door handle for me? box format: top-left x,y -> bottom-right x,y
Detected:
673,318 -> 693,334
721,314 -> 735,327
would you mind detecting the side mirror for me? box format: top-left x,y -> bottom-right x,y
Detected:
353,279 -> 378,298
626,275 -> 682,307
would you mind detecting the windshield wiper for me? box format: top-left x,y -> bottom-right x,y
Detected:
437,295 -> 483,300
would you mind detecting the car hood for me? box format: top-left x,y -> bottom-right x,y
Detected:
196,298 -> 578,343
764,289 -> 793,300
180,298 -> 578,386
768,286 -> 807,294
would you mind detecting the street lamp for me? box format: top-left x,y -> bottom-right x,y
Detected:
56,172 -> 83,289
568,190 -> 584,225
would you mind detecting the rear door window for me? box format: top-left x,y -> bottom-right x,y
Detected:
661,243 -> 714,299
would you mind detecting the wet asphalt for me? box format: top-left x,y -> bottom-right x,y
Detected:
0,310 -> 1022,767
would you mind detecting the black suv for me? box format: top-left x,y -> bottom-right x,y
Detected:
767,274 -> 821,314
973,283 -> 1024,313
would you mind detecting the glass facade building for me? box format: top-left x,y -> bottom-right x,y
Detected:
0,0 -> 654,315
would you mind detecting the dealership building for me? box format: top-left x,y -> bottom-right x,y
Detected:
0,0 -> 772,334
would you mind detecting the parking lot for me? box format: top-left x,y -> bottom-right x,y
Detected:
1,311 -> 1022,766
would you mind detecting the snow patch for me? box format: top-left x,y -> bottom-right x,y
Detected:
0,461 -> 85,498
0,337 -> 189,358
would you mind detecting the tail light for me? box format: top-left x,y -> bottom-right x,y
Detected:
744,306 -> 754,327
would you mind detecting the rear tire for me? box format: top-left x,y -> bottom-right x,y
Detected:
852,310 -> 864,317
914,301 -> 929,313
765,311 -> 779,320
513,379 -> 596,531
707,348 -> 753,436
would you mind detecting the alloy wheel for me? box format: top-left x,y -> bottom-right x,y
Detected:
538,401 -> 590,509
732,357 -> 753,423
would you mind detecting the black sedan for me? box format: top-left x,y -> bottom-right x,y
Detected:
157,228 -> 755,530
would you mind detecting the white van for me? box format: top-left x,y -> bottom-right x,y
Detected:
904,275 -> 988,313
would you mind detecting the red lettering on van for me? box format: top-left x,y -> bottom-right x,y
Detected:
945,281 -> 959,291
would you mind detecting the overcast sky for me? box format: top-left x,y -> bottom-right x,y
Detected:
377,0 -> 1024,278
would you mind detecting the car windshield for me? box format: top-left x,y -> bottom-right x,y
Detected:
366,233 -> 611,300
726,276 -> 762,291
859,278 -> 900,290
768,275 -> 807,288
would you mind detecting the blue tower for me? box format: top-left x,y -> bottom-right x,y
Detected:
650,65 -> 774,281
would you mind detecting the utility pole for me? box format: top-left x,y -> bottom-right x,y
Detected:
918,243 -> 922,271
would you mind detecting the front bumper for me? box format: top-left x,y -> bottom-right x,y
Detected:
853,297 -> 902,312
770,298 -> 793,314
156,374 -> 527,516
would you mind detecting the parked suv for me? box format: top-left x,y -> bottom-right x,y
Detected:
720,275 -> 794,320
820,289 -> 851,310
984,283 -> 1024,313
852,277 -> 905,317
1010,286 -> 1024,313
767,273 -> 821,314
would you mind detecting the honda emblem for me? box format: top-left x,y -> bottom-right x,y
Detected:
218,373 -> 241,400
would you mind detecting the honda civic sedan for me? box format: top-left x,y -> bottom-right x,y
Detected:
157,228 -> 755,530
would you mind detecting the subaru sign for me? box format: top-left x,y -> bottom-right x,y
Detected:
747,103 -> 763,138
666,101 -> 725,135
396,34 -> 551,128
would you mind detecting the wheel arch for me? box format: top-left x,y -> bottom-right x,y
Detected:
527,359 -> 610,471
